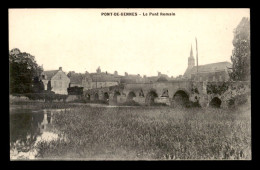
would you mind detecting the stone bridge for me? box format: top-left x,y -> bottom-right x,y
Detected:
82,81 -> 250,108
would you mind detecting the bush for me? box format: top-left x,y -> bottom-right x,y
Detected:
234,94 -> 248,105
67,86 -> 83,95
20,92 -> 67,102
207,82 -> 229,95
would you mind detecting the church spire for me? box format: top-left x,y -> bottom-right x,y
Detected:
190,44 -> 194,58
188,44 -> 195,68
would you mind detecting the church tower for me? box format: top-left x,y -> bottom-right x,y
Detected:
183,44 -> 195,79
188,45 -> 195,68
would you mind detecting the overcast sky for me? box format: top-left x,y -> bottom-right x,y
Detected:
9,8 -> 249,77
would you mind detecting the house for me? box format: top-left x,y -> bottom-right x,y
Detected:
120,72 -> 143,84
41,67 -> 70,94
66,67 -> 121,91
82,67 -> 121,90
143,72 -> 174,83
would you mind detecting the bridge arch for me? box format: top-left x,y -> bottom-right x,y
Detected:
145,90 -> 158,105
209,97 -> 222,108
85,93 -> 90,100
103,92 -> 109,102
127,91 -> 136,102
94,93 -> 99,101
113,91 -> 121,104
172,90 -> 190,107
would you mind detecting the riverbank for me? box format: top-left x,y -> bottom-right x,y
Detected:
10,101 -> 78,110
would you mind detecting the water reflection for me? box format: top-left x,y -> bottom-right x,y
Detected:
10,108 -> 58,160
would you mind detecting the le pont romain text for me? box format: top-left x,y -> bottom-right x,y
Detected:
101,12 -> 175,16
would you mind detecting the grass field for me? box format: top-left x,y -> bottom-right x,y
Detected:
35,103 -> 251,160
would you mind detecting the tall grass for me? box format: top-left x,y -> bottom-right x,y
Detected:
36,104 -> 251,160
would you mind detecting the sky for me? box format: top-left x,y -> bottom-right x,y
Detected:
9,8 -> 250,77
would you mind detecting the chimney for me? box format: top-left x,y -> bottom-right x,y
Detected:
59,67 -> 62,71
158,72 -> 161,76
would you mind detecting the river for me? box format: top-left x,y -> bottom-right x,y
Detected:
10,106 -> 66,160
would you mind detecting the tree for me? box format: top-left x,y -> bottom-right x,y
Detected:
9,48 -> 43,94
32,76 -> 44,93
229,17 -> 250,81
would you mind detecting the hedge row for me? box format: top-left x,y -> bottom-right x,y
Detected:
12,92 -> 67,102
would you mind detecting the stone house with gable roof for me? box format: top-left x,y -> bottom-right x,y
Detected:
67,67 -> 121,91
41,67 -> 70,94
86,68 -> 120,89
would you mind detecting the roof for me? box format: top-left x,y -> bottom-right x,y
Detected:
146,76 -> 159,82
68,73 -> 84,84
125,74 -> 141,78
184,61 -> 231,77
157,76 -> 168,82
183,67 -> 193,78
42,70 -> 59,80
90,73 -> 119,82
120,78 -> 137,84
191,62 -> 232,73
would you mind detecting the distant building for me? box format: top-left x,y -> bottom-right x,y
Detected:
144,76 -> 158,83
190,62 -> 231,81
67,67 -> 177,91
142,72 -> 174,83
83,67 -> 121,90
66,67 -> 121,91
183,45 -> 231,81
183,45 -> 196,79
67,71 -> 84,88
41,67 -> 70,94
157,76 -> 168,82
175,75 -> 183,80
121,73 -> 143,83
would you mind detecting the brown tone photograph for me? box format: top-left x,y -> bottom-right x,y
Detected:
9,8 -> 250,160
